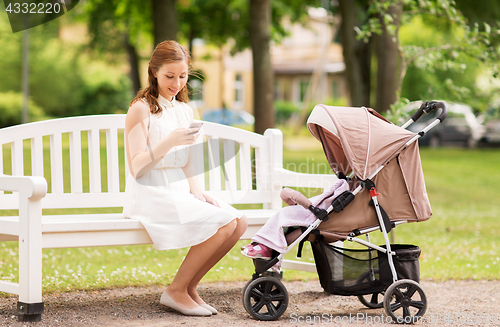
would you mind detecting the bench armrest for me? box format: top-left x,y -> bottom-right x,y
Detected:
0,175 -> 47,200
272,168 -> 339,191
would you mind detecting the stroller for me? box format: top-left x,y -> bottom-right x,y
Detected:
241,102 -> 448,323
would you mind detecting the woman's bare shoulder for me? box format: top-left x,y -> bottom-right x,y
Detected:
127,100 -> 150,118
126,100 -> 151,130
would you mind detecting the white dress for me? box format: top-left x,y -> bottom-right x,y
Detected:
123,95 -> 243,250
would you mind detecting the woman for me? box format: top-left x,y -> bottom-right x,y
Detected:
123,41 -> 248,317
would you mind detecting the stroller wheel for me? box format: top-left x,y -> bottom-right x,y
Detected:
383,279 -> 427,324
356,269 -> 384,309
358,292 -> 384,309
242,278 -> 253,297
242,276 -> 288,321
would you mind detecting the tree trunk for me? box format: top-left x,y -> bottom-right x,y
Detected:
152,0 -> 177,45
375,1 -> 402,113
338,0 -> 371,107
124,34 -> 141,95
249,0 -> 274,134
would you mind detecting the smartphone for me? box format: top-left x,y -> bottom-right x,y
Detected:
188,122 -> 203,134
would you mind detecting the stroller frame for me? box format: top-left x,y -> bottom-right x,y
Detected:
242,102 -> 448,323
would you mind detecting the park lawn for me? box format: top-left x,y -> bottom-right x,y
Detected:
1,137 -> 499,294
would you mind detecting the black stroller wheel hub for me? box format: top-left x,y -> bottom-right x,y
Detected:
242,276 -> 289,321
261,294 -> 272,304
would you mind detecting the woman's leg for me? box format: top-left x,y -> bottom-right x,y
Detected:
166,217 -> 243,308
187,216 -> 248,304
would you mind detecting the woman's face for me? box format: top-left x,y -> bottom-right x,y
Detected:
154,61 -> 189,101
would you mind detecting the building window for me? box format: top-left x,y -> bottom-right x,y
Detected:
234,74 -> 244,109
331,79 -> 339,100
293,78 -> 310,104
299,79 -> 309,103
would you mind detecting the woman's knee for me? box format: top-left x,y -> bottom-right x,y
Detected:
218,218 -> 238,237
237,215 -> 248,232
217,215 -> 247,240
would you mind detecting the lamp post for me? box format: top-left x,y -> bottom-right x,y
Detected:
21,17 -> 29,124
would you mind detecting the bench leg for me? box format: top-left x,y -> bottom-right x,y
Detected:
18,195 -> 44,321
17,302 -> 44,322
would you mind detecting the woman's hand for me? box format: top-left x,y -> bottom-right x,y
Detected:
192,191 -> 221,208
165,127 -> 201,148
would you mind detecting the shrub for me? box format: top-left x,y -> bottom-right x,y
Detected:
76,75 -> 132,116
275,101 -> 300,124
0,92 -> 44,128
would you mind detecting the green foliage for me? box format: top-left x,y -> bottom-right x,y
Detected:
383,98 -> 411,125
354,0 -> 500,112
177,0 -> 323,54
0,92 -> 44,128
274,101 -> 300,124
399,15 -> 496,112
0,9 -> 133,118
455,0 -> 500,30
83,0 -> 152,55
28,39 -> 86,117
75,68 -> 132,116
275,98 -> 348,127
0,6 -> 85,119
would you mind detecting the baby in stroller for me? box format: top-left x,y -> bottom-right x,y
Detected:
241,179 -> 349,271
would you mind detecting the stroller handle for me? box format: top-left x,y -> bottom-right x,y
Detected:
411,101 -> 448,123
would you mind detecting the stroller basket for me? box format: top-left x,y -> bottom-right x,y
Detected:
312,240 -> 421,296
379,244 -> 421,285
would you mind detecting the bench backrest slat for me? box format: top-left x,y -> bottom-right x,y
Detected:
50,133 -> 64,194
88,129 -> 101,193
0,143 -> 2,195
12,140 -> 23,176
207,136 -> 222,192
31,136 -> 44,177
69,131 -> 83,193
223,139 -> 237,191
193,137 -> 205,191
106,128 -> 121,193
239,142 -> 252,191
0,114 -> 278,210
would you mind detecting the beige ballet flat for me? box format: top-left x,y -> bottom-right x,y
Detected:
160,290 -> 212,316
199,303 -> 218,315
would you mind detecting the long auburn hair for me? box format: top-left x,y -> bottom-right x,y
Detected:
130,41 -> 191,115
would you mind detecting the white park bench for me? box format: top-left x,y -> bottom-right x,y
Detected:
0,114 -> 337,321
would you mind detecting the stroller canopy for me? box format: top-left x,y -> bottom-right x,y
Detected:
307,104 -> 432,233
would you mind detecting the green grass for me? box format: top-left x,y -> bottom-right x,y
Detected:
1,139 -> 500,295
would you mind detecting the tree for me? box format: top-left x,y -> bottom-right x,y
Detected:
84,0 -> 149,95
354,0 -> 500,113
374,0 -> 402,113
152,0 -> 177,45
249,0 -> 274,134
455,0 -> 500,29
337,0 -> 372,107
85,0 -> 179,95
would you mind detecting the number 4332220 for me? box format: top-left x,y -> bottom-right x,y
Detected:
5,2 -> 63,14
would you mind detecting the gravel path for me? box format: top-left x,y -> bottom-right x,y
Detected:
1,279 -> 499,326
